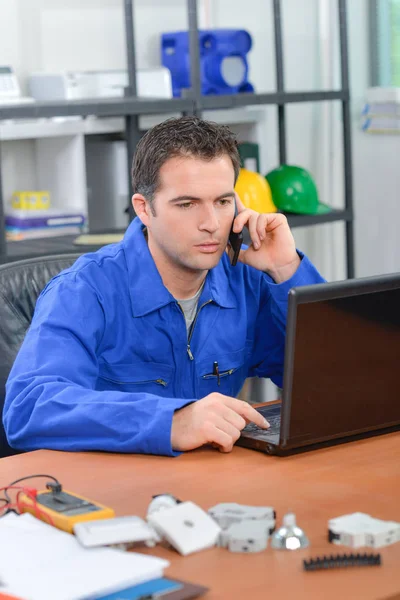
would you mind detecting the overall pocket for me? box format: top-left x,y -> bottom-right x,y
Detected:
195,348 -> 247,398
97,362 -> 174,395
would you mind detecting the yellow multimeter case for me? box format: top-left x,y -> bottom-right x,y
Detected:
19,489 -> 115,533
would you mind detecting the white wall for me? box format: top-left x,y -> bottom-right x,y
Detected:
0,0 -> 398,279
348,0 -> 400,277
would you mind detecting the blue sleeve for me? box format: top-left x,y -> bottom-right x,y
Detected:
248,252 -> 325,386
3,275 -> 192,457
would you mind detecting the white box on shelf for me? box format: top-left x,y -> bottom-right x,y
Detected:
28,68 -> 173,101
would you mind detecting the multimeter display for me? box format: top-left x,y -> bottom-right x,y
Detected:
36,491 -> 102,517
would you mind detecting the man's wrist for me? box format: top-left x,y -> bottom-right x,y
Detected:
266,253 -> 301,283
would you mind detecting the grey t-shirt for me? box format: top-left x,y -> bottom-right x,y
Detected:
176,283 -> 204,333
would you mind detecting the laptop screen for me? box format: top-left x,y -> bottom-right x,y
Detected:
283,280 -> 400,447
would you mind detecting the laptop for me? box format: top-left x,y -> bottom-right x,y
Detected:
237,272 -> 400,455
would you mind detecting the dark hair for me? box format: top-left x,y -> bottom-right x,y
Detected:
131,116 -> 240,211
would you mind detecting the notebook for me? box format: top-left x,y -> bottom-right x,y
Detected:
0,513 -> 168,600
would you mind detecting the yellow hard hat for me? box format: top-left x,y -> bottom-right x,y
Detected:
235,168 -> 277,213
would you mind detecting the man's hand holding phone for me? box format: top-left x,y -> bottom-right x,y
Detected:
230,194 -> 301,283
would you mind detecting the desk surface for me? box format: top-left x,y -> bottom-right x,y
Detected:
1,433 -> 399,600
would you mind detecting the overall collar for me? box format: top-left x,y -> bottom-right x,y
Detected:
122,218 -> 237,317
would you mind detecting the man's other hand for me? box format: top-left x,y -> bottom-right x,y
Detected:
171,393 -> 270,453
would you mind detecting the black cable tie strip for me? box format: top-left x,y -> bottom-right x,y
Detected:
304,553 -> 381,571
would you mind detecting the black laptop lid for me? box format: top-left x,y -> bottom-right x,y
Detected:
281,273 -> 400,449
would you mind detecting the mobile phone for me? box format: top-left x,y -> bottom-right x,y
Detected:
228,199 -> 243,266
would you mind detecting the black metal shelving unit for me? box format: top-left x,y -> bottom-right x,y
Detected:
187,0 -> 354,277
0,0 -> 354,276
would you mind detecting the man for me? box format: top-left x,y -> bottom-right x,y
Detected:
4,116 -> 324,456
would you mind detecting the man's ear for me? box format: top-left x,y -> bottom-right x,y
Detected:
132,193 -> 151,226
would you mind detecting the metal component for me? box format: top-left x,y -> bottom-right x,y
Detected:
124,0 -> 137,97
368,0 -> 391,86
239,208 -> 352,239
224,520 -> 271,553
273,0 -> 287,164
199,90 -> 347,110
124,0 -> 138,222
286,208 -> 353,228
0,97 -> 193,121
369,0 -> 379,86
125,113 -> 141,222
187,0 -> 202,115
209,502 -> 276,553
328,512 -> 400,549
208,503 -> 276,531
271,512 -> 309,550
339,0 -> 355,278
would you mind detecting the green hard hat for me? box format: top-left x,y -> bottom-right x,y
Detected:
265,165 -> 331,215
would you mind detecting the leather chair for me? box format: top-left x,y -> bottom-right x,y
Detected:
0,253 -> 82,457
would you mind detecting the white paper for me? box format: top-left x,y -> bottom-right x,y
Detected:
0,513 -> 169,600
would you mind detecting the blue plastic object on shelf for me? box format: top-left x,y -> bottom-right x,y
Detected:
161,29 -> 254,97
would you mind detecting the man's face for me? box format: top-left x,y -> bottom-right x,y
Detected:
145,154 -> 236,273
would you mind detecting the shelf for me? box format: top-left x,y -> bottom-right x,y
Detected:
0,97 -> 194,121
239,210 -> 351,246
0,106 -> 268,141
0,91 -> 348,123
285,209 -> 353,228
199,90 -> 349,111
0,0 -> 354,275
0,117 -> 84,140
139,106 -> 267,130
81,107 -> 268,138
1,234 -> 108,264
1,210 -> 352,264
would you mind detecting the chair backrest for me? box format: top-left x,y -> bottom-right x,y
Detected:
0,253 -> 82,457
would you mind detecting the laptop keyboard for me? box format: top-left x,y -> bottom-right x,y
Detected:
241,406 -> 281,440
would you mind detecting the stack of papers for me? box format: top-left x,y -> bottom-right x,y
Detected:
5,207 -> 86,241
362,87 -> 400,133
0,513 -> 169,600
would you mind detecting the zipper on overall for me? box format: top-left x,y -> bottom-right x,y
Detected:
177,299 -> 213,360
103,376 -> 167,387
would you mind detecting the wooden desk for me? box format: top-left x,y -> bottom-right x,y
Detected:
1,434 -> 399,599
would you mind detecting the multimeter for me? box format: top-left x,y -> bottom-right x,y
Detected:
19,488 -> 115,533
